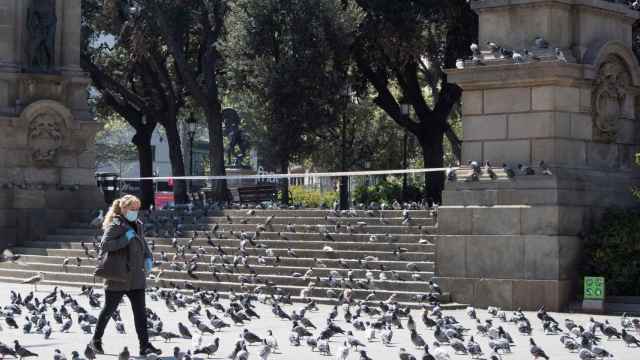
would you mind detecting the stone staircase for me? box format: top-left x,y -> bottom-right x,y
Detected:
0,208 -> 464,308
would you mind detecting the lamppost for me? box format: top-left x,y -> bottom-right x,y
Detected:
186,113 -> 198,193
399,102 -> 410,202
339,86 -> 352,210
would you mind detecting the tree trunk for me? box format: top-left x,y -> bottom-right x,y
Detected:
418,127 -> 446,206
280,160 -> 290,205
206,108 -> 228,201
132,124 -> 156,209
162,119 -> 188,204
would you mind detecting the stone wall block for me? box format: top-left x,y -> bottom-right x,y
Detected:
438,206 -> 473,234
0,190 -> 13,208
570,113 -> 593,140
23,168 -> 60,184
559,236 -> 582,281
462,90 -> 483,115
484,140 -> 531,164
555,87 -> 580,112
462,141 -> 483,163
521,206 -> 558,235
0,209 -> 16,227
466,235 -> 525,278
60,168 -> 96,186
508,112 -> 554,139
13,189 -> 46,209
484,88 -> 531,114
474,279 -> 513,309
435,236 -> 467,277
554,112 -> 572,138
512,280 -> 564,311
524,235 -> 560,280
472,206 -> 523,235
587,142 -> 618,168
532,86 -> 555,111
464,115 -> 507,141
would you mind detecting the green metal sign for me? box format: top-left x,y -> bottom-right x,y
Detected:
584,277 -> 605,300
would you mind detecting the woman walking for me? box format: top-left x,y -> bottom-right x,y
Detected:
87,194 -> 161,356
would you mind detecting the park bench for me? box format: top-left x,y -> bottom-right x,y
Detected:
238,184 -> 280,204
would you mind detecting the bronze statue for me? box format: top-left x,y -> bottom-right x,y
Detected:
222,108 -> 250,167
26,0 -> 57,73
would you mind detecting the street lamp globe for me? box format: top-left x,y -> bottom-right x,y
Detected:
187,113 -> 198,136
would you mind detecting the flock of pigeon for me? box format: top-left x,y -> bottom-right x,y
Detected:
446,160 -> 552,183
456,35 -> 567,69
460,0 -> 640,69
60,199 -> 440,306
0,284 -> 639,360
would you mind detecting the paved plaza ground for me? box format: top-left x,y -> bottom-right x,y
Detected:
0,283 -> 639,360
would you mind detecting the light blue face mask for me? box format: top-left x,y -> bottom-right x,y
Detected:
125,210 -> 139,222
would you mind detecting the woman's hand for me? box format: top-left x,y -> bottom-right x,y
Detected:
125,229 -> 137,241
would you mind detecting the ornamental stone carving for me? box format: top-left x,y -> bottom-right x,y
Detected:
591,55 -> 631,142
28,112 -> 64,164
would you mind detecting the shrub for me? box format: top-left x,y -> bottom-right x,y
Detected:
283,186 -> 338,208
352,178 -> 423,205
582,209 -> 640,296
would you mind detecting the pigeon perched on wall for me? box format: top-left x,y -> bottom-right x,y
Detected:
502,164 -> 516,178
487,42 -> 500,56
534,36 -> 549,49
555,48 -> 567,62
539,161 -> 552,176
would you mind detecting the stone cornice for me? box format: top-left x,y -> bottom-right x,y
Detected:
446,61 -> 597,90
472,0 -> 640,21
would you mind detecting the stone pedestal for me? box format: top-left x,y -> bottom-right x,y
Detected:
0,0 -> 101,248
440,0 -> 640,311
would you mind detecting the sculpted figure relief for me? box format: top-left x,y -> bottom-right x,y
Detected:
592,55 -> 631,142
26,0 -> 57,73
28,113 -> 63,163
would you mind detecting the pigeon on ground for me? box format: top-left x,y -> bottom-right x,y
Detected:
622,329 -> 640,347
14,341 -> 38,359
529,339 -> 549,359
178,322 -> 192,339
118,347 -> 129,360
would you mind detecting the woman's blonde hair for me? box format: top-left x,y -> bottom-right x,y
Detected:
103,194 -> 141,229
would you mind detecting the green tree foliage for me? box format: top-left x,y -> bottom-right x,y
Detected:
95,114 -> 137,175
583,209 -> 640,296
229,0 -> 356,203
350,0 -> 477,203
308,99 -> 409,172
82,0 -> 191,205
148,0 -> 230,200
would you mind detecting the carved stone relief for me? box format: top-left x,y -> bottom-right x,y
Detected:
592,55 -> 632,142
27,112 -> 64,164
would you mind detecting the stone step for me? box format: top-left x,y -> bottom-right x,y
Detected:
51,231 -> 434,243
0,262 -> 434,292
14,247 -> 435,272
150,209 -> 431,218
23,241 -> 435,262
0,268 -> 447,304
0,275 -> 465,310
80,237 -> 432,252
12,254 -> 436,277
69,215 -> 434,229
159,215 -> 434,226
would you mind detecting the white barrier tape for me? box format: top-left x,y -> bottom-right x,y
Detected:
119,167 -> 456,182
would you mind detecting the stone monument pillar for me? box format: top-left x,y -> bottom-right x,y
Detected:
439,0 -> 640,310
0,0 -> 101,248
